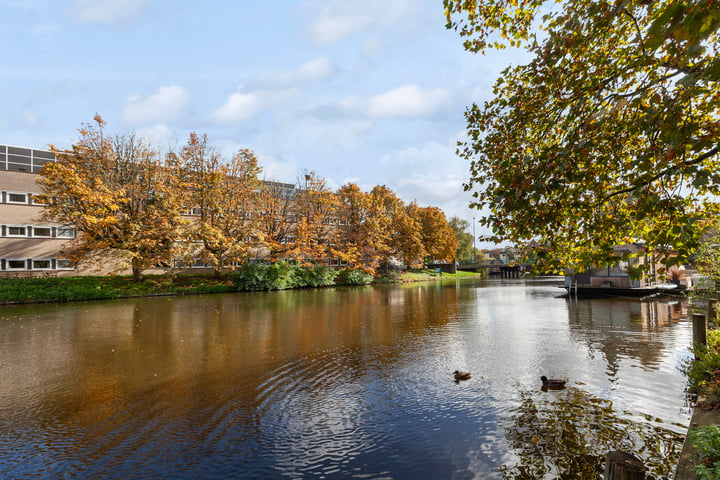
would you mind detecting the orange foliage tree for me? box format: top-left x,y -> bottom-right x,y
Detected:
285,172 -> 340,266
37,115 -> 186,281
414,205 -> 458,263
256,181 -> 296,262
368,186 -> 425,269
335,183 -> 379,272
177,133 -> 263,278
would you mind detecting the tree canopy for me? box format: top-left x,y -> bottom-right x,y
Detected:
38,115 -> 186,281
176,133 -> 264,278
449,217 -> 475,263
445,0 -> 720,272
39,118 -> 458,279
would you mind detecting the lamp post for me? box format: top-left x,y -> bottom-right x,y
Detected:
472,216 -> 476,264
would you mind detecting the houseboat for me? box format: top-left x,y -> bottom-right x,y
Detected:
563,244 -> 683,298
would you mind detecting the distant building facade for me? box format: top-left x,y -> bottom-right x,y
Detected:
0,145 -> 78,277
0,144 -> 349,277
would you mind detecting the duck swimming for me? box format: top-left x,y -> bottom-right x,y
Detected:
454,371 -> 471,381
541,375 -> 566,390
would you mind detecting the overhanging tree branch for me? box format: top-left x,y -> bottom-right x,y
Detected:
604,145 -> 720,199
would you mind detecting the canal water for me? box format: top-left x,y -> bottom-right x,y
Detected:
0,278 -> 692,479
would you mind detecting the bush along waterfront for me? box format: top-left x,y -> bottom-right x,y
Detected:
682,328 -> 720,478
688,425 -> 720,480
0,263 -> 476,305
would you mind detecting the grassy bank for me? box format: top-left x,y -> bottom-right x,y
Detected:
0,268 -> 481,305
0,274 -> 236,304
400,269 -> 479,282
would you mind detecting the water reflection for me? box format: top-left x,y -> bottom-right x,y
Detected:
568,298 -> 688,376
500,388 -> 683,479
0,279 -> 692,479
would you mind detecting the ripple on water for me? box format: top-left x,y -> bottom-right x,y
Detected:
247,343 -> 515,478
0,283 -> 692,480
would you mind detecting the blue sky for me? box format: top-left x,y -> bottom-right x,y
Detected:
2,0 -> 527,244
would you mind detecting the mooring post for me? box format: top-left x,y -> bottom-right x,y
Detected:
605,451 -> 645,480
693,312 -> 707,350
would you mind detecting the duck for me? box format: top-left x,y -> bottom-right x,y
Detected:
454,370 -> 472,381
541,375 -> 566,390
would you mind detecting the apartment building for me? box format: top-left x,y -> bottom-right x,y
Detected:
0,144 -> 344,277
0,145 -> 78,277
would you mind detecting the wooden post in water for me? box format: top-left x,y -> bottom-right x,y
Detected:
693,312 -> 707,349
605,451 -> 645,480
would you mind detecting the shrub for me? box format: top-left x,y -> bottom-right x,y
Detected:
233,262 -> 290,291
689,425 -> 720,480
708,330 -> 720,354
336,268 -> 374,285
288,264 -> 338,288
232,262 -> 338,291
682,341 -> 720,409
682,345 -> 720,392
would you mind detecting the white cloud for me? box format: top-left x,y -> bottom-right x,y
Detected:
210,87 -> 297,125
123,85 -> 190,125
361,35 -> 385,55
375,140 -> 468,206
259,58 -> 335,88
210,92 -> 264,124
70,0 -> 152,24
367,85 -> 451,118
305,0 -> 414,45
135,124 -> 176,147
293,58 -> 335,83
256,152 -> 300,183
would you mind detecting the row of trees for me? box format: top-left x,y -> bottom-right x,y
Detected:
38,116 -> 458,281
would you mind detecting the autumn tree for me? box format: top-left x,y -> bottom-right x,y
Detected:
285,172 -> 340,266
368,186 -> 425,269
335,183 -> 373,271
256,180 -> 296,262
394,204 -> 426,268
38,115 -> 186,281
445,0 -> 720,272
414,205 -> 458,263
178,133 -> 263,278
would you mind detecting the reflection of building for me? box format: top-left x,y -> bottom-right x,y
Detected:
566,297 -> 687,377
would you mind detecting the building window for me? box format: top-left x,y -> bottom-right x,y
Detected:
56,259 -> 74,270
31,195 -> 46,205
191,258 -> 207,268
32,226 -> 51,237
56,227 -> 75,238
7,192 -> 27,204
6,259 -> 25,270
32,259 -> 51,270
7,226 -> 27,237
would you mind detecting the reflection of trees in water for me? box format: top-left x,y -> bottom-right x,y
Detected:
566,299 -> 688,379
499,388 -> 683,479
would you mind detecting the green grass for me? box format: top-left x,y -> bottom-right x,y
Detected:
0,267 -> 483,305
0,274 -> 235,304
400,269 -> 481,281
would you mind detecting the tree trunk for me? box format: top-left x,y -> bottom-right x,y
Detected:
131,258 -> 144,282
